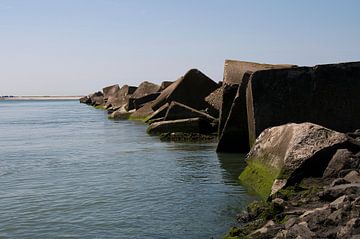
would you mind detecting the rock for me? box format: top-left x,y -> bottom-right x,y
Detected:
151,69 -> 218,113
222,59 -> 296,86
323,149 -> 356,178
159,132 -> 217,142
105,84 -> 137,110
109,107 -> 133,120
299,205 -> 332,230
219,60 -> 296,148
250,220 -> 282,238
204,85 -> 224,113
159,81 -> 173,91
89,91 -> 104,106
79,95 -> 91,104
217,72 -> 252,153
286,221 -> 315,238
344,170 -> 360,183
128,92 -> 160,110
217,84 -> 239,138
337,218 -> 360,237
164,101 -> 216,123
102,84 -> 120,100
239,123 -> 353,197
330,178 -> 350,187
320,183 -> 360,200
145,103 -> 169,123
247,61 -> 360,147
330,195 -> 350,210
126,81 -> 160,111
147,118 -> 214,135
129,101 -> 154,121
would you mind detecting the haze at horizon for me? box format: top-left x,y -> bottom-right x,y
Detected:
1,0 -> 359,95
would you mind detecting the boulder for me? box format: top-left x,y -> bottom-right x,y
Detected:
126,81 -> 160,111
217,72 -> 252,153
145,103 -> 169,123
105,84 -> 137,110
151,69 -> 218,113
247,61 -> 360,147
164,101 -> 216,122
323,149 -> 356,178
128,92 -> 160,110
129,101 -> 154,121
147,118 -> 214,135
109,107 -> 133,120
160,81 -> 173,91
218,60 -> 296,143
79,95 -> 91,104
239,123 -> 356,198
102,84 -> 120,100
89,91 -> 104,106
204,85 -> 224,113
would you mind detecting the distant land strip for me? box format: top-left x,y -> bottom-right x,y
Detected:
0,96 -> 82,100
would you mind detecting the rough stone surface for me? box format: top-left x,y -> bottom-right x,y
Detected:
126,81 -> 160,110
217,84 -> 238,136
159,81 -> 173,91
128,92 -> 160,110
89,91 -> 104,106
147,118 -> 214,135
204,85 -> 224,113
164,101 -> 216,122
129,101 -> 154,120
247,61 -> 360,147
243,122 -> 352,195
145,103 -> 169,123
105,84 -> 137,110
323,149 -> 359,178
151,69 -> 218,112
103,84 -> 120,100
217,72 -> 252,153
79,96 -> 91,104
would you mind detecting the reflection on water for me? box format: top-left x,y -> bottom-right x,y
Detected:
0,100 -> 257,239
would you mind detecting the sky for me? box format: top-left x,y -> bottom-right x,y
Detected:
0,0 -> 359,96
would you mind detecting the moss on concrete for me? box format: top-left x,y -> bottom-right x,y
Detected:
239,160 -> 281,200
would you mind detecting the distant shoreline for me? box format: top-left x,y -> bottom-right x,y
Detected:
0,96 -> 82,101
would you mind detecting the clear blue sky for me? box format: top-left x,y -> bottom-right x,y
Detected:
1,0 -> 359,95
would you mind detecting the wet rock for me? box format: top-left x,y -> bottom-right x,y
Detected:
129,101 -> 154,121
240,122 -> 352,197
164,101 -> 216,122
110,107 -> 133,120
246,61 -> 360,147
323,149 -> 355,178
146,118 -> 214,135
159,132 -> 217,142
151,69 -> 218,113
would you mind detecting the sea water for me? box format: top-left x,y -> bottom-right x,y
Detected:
0,100 -> 256,239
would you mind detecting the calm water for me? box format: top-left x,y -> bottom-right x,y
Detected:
0,100 -> 256,239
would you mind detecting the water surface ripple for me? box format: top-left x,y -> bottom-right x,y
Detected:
0,100 -> 256,239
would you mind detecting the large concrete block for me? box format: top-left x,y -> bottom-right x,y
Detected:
151,69 -> 218,112
126,81 -> 160,111
164,101 -> 216,122
217,72 -> 252,153
247,62 -> 360,147
105,84 -> 137,110
218,60 -> 297,139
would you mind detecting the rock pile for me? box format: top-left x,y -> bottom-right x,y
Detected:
224,124 -> 360,238
80,69 -> 220,141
